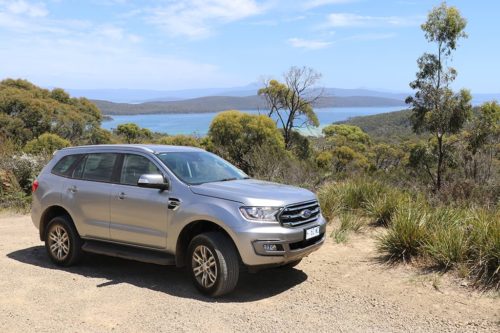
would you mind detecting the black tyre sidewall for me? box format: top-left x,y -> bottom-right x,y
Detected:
187,232 -> 239,297
44,216 -> 82,267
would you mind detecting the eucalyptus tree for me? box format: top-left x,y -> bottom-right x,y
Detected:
258,66 -> 322,149
406,2 -> 471,190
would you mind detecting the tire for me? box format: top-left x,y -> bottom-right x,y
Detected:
281,259 -> 302,269
44,215 -> 83,267
187,232 -> 239,297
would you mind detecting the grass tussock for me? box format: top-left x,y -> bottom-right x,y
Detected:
331,213 -> 365,243
377,202 -> 428,262
319,179 -> 499,289
318,178 -> 389,221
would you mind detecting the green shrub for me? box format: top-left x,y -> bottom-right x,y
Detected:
365,189 -> 411,226
332,212 -> 365,243
377,203 -> 429,262
157,135 -> 202,147
23,133 -> 70,155
0,191 -> 31,212
466,209 -> 500,288
422,208 -> 469,269
318,179 -> 389,221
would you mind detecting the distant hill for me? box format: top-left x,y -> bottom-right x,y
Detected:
339,109 -> 416,141
93,95 -> 406,115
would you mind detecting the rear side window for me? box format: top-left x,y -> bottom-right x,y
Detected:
81,153 -> 118,182
51,154 -> 81,177
120,154 -> 161,186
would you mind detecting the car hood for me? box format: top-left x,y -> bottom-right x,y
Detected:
189,179 -> 316,206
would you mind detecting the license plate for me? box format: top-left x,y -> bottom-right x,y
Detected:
305,226 -> 320,240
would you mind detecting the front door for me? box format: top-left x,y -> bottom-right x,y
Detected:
109,153 -> 169,248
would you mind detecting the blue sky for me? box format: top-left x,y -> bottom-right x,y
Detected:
0,0 -> 498,92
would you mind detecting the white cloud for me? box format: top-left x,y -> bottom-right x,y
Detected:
0,35 -> 230,89
326,13 -> 421,27
288,37 -> 331,50
304,0 -> 356,10
148,0 -> 265,38
6,0 -> 48,17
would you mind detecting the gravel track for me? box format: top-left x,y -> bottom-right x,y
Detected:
0,213 -> 498,333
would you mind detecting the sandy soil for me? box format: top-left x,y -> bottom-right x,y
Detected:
0,213 -> 498,333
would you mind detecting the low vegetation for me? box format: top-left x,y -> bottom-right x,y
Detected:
0,2 -> 498,289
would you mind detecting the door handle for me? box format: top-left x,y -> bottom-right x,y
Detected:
168,198 -> 180,210
118,192 -> 127,200
68,185 -> 78,193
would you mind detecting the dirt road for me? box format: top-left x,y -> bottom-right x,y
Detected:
0,213 -> 498,332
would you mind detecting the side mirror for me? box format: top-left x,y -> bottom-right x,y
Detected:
137,174 -> 169,190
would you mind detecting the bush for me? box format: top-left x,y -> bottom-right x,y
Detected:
365,189 -> 412,226
318,179 -> 389,221
158,135 -> 202,147
23,133 -> 70,155
422,208 -> 469,269
0,153 -> 48,194
208,110 -> 285,173
332,212 -> 365,243
467,209 -> 500,288
377,203 -> 429,262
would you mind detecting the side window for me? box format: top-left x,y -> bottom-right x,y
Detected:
120,154 -> 161,186
81,153 -> 118,182
72,155 -> 87,179
52,154 -> 81,177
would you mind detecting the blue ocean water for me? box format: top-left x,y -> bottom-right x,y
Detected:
101,107 -> 406,136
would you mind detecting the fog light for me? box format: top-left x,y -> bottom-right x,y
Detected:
263,244 -> 283,252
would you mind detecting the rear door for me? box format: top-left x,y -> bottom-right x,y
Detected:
109,153 -> 170,248
62,153 -> 119,239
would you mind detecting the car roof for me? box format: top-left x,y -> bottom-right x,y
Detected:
59,144 -> 205,154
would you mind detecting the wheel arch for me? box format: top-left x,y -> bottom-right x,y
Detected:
39,205 -> 75,241
175,220 -> 240,268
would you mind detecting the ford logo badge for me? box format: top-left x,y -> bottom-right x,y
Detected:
300,209 -> 312,219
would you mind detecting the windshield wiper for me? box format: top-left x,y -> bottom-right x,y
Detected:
218,177 -> 238,182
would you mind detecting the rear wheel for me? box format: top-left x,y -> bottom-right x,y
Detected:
45,215 -> 82,266
187,232 -> 239,297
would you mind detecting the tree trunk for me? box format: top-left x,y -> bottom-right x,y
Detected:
436,134 -> 443,190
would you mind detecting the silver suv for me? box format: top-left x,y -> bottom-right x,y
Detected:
31,144 -> 326,296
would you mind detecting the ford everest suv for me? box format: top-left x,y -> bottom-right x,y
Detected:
31,145 -> 326,296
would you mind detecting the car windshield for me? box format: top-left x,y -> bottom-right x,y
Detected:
156,151 -> 249,185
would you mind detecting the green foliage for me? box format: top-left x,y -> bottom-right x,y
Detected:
318,179 -> 389,221
422,208 -> 469,269
467,209 -> 500,288
365,189 -> 411,226
323,124 -> 371,148
421,2 -> 467,54
332,212 -> 365,243
158,135 -> 202,147
208,110 -> 285,172
406,2 -> 470,190
0,79 -> 104,145
319,124 -> 371,172
377,202 -> 429,262
23,133 -> 70,155
0,153 -> 48,194
115,123 -> 153,144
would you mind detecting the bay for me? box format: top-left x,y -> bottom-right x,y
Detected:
101,106 -> 406,136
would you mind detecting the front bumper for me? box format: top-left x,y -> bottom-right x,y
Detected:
232,215 -> 327,267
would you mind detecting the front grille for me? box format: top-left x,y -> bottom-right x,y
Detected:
279,200 -> 320,227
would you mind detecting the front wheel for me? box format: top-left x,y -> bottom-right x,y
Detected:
44,215 -> 82,266
187,232 -> 239,297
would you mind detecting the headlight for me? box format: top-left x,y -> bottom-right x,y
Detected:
239,206 -> 282,222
